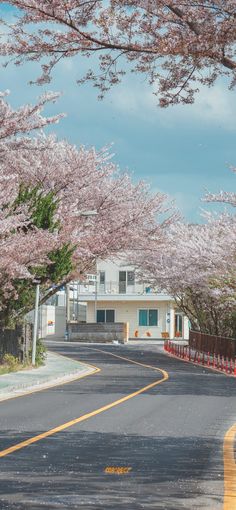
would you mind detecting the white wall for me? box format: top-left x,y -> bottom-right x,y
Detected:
87,300 -> 172,339
183,315 -> 190,341
97,258 -> 144,293
87,300 -> 189,340
38,305 -> 55,338
38,305 -> 66,339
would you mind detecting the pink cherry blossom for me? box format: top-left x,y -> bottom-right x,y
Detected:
134,214 -> 236,336
0,1 -> 235,105
0,91 -> 174,307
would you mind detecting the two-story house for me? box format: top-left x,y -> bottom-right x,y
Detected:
76,258 -> 189,340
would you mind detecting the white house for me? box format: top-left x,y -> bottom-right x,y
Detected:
76,258 -> 189,340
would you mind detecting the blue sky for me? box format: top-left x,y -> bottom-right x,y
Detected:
1,5 -> 236,222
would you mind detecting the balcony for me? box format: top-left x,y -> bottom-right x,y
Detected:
74,280 -> 173,302
78,280 -> 154,295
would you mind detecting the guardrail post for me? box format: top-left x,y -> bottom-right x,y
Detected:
207,352 -> 210,367
226,357 -> 228,374
221,355 -> 224,371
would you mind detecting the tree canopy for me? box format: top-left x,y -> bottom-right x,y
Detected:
0,1 -> 235,106
0,90 -> 174,325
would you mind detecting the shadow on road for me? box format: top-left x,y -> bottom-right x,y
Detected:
0,429 -> 223,509
0,343 -> 232,509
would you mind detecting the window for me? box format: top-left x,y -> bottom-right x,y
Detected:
149,309 -> 158,326
119,270 -> 135,293
97,309 -> 115,323
87,274 -> 96,281
119,271 -> 126,293
139,309 -> 148,326
97,310 -> 105,323
139,309 -> 158,327
106,309 -> 115,323
127,271 -> 135,285
99,271 -> 105,284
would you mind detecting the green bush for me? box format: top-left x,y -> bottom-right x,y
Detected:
34,340 -> 47,366
2,353 -> 19,371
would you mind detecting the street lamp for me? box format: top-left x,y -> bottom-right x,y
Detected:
65,209 -> 97,340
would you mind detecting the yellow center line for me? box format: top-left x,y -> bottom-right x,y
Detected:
224,424 -> 236,509
92,348 -> 236,510
0,350 -> 168,459
86,346 -> 165,372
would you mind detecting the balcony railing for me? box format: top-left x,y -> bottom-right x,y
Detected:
76,280 -> 160,296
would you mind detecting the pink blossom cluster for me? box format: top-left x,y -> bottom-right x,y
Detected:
134,212 -> 236,335
0,1 -> 235,105
0,91 -> 172,302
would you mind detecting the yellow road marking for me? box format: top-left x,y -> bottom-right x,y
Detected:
224,423 -> 236,509
95,347 -> 236,509
87,346 -> 165,372
105,466 -> 132,474
0,351 -> 168,458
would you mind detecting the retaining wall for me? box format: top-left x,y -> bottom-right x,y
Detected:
68,322 -> 129,343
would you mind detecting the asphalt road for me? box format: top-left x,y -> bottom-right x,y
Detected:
0,341 -> 236,510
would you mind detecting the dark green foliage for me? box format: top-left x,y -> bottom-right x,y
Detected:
47,243 -> 76,282
30,242 -> 76,287
0,280 -> 35,327
29,339 -> 47,366
1,183 -> 76,327
13,183 -> 60,232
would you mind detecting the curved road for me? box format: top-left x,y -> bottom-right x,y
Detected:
0,341 -> 236,509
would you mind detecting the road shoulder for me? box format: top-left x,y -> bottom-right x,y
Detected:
0,350 -> 97,402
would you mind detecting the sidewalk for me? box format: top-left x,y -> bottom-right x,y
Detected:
0,351 -> 97,402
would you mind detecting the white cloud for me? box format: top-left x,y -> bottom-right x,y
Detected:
180,84 -> 236,131
110,77 -> 236,131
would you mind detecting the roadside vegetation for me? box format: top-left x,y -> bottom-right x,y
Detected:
0,340 -> 47,374
0,1 -> 235,352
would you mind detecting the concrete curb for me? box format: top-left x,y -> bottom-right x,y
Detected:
0,351 -> 98,402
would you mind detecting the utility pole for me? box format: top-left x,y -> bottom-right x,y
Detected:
65,283 -> 70,340
32,281 -> 40,366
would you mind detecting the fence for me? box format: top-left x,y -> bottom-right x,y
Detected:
189,330 -> 236,358
0,323 -> 32,362
164,340 -> 236,375
67,322 -> 129,343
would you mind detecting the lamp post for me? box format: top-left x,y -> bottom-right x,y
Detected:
32,279 -> 40,366
65,209 -> 97,340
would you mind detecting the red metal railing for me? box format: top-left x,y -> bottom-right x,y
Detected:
164,340 -> 236,376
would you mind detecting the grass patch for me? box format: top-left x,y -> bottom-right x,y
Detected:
0,341 -> 47,375
0,354 -> 27,375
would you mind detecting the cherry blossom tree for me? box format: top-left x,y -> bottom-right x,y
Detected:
135,215 -> 236,336
0,1 -> 235,106
0,90 -> 63,144
5,134 -> 174,297
0,91 -> 63,318
205,168 -> 236,208
0,90 -> 174,325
